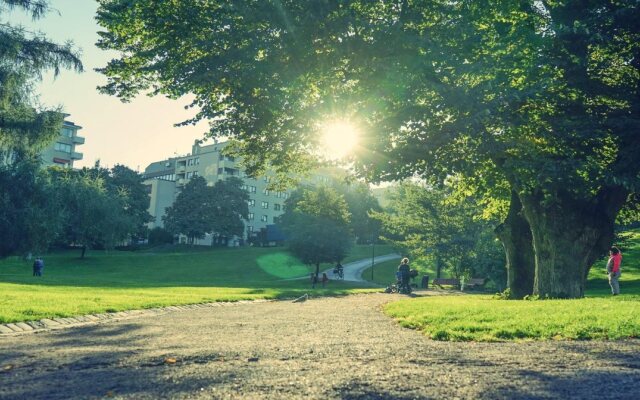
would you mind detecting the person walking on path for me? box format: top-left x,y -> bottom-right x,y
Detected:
606,246 -> 622,295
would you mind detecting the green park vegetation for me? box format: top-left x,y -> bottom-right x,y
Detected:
0,244 -> 391,324
382,230 -> 640,342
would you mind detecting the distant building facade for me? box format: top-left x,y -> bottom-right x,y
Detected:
143,140 -> 340,246
40,116 -> 84,168
1,115 -> 85,168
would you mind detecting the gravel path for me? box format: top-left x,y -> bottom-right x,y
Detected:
1,292 -> 639,399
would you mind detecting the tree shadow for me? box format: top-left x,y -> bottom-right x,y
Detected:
0,322 -> 249,399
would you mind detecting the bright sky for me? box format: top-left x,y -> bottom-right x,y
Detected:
8,0 -> 208,171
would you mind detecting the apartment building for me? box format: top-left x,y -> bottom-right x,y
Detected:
1,115 -> 85,167
40,116 -> 84,168
143,140 -> 297,245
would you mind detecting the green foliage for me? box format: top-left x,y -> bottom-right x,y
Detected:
0,156 -> 60,257
148,227 -> 174,246
373,182 -> 505,287
50,168 -> 134,255
331,179 -> 382,244
209,176 -> 249,238
96,0 -> 640,298
0,0 -> 82,156
163,176 -> 249,243
280,186 -> 352,272
163,176 -> 212,242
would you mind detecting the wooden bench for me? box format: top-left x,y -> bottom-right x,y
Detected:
432,278 -> 461,289
464,278 -> 486,289
432,278 -> 486,290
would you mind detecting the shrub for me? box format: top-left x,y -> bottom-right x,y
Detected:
148,227 -> 174,245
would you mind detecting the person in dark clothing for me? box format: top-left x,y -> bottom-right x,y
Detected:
397,258 -> 411,293
32,257 -> 44,277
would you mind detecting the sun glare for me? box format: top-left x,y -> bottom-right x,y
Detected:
320,120 -> 360,160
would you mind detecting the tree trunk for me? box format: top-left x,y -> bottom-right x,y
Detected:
436,252 -> 442,279
495,191 -> 535,298
80,245 -> 86,259
521,186 -> 628,298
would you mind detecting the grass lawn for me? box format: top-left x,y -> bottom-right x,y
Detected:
383,229 -> 640,341
0,245 -> 389,323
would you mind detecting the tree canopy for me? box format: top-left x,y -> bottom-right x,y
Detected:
279,185 -> 352,277
97,1 -> 640,297
0,0 -> 82,158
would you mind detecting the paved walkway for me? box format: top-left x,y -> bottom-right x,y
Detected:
1,293 -> 638,399
324,253 -> 400,282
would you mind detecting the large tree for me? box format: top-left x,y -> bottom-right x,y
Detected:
208,176 -> 250,242
0,156 -> 61,257
85,163 -> 153,240
163,176 -> 213,244
279,186 -> 352,279
0,0 -> 82,157
51,168 -> 133,258
96,1 -> 639,298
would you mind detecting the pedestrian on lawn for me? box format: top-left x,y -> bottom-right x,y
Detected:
606,246 -> 622,295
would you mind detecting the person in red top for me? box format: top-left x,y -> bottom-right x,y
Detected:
606,246 -> 622,295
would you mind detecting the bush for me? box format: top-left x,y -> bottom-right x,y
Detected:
148,227 -> 174,245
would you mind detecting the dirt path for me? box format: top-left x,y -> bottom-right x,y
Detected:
1,292 -> 638,399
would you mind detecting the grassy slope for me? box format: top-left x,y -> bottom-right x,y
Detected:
0,245 -> 390,323
383,230 -> 640,341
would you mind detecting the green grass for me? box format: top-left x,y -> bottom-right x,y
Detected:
256,244 -> 393,279
0,245 -> 387,323
383,230 -> 640,341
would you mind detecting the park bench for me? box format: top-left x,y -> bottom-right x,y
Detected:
432,278 -> 461,289
432,278 -> 486,290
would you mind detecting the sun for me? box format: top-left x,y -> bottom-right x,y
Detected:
319,120 -> 360,159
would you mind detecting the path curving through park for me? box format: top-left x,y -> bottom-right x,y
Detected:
324,253 -> 400,283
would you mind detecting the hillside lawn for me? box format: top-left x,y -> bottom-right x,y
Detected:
382,230 -> 640,341
0,244 -> 392,324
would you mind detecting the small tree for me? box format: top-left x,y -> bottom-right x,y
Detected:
208,177 -> 249,244
163,176 -> 213,244
280,186 -> 352,280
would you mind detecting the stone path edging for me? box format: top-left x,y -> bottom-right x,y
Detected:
0,299 -> 273,337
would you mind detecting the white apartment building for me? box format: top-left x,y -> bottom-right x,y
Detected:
143,140 -> 299,245
40,116 -> 84,168
1,115 -> 85,168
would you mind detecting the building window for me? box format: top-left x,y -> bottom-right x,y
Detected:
261,201 -> 269,209
261,215 -> 268,222
186,172 -> 193,178
248,213 -> 255,220
274,203 -> 281,211
249,186 -> 257,193
263,176 -> 270,182
263,188 -> 270,196
61,127 -> 74,137
54,142 -> 72,153
247,226 -> 253,232
192,171 -> 198,177
194,157 -> 200,165
248,199 -> 255,207
187,158 -> 193,166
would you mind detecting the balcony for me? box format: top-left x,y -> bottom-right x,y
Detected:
70,151 -> 83,160
72,136 -> 85,145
